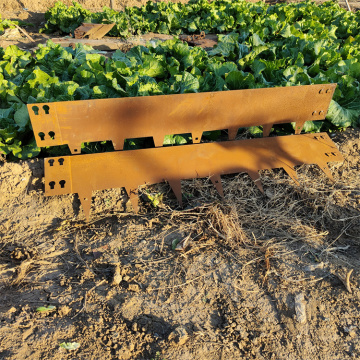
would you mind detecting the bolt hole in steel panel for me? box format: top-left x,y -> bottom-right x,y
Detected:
28,84 -> 336,154
44,133 -> 343,220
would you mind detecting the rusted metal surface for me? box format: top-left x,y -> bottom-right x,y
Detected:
28,84 -> 336,154
44,133 -> 343,220
74,23 -> 115,39
179,32 -> 218,48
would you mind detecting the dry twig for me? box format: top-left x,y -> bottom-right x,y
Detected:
14,24 -> 35,42
336,269 -> 353,293
344,0 -> 352,12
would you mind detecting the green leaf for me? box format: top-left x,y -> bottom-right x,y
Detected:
172,72 -> 199,93
336,59 -> 360,78
283,66 -> 311,85
27,68 -> 58,89
126,45 -> 149,65
172,238 -> 180,250
250,34 -> 265,47
36,305 -> 56,313
13,104 -> 30,128
144,191 -> 163,207
208,62 -> 238,77
279,24 -> 292,38
11,139 -> 41,160
326,100 -> 360,128
59,342 -> 80,351
202,130 -> 221,140
0,140 -> 11,155
248,126 -> 263,136
0,107 -> 14,120
225,71 -> 255,90
163,133 -> 191,145
0,126 -> 18,144
251,60 -> 267,78
112,50 -> 132,67
138,55 -> 165,78
3,45 -> 27,59
208,42 -> 236,58
292,120 -> 324,133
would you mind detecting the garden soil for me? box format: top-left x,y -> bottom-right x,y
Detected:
0,126 -> 359,359
1,2 -> 360,359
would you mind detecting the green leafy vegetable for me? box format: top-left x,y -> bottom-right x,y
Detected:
59,342 -> 80,350
0,14 -> 33,35
172,238 -> 181,250
327,100 -> 360,128
36,305 -> 56,313
143,191 -> 163,207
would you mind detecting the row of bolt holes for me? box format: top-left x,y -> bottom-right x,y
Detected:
314,135 -> 337,157
32,105 -> 50,115
39,131 -> 55,141
312,110 -> 325,116
313,87 -> 332,115
49,158 -> 65,189
49,180 -> 66,189
33,105 -> 53,141
49,158 -> 64,166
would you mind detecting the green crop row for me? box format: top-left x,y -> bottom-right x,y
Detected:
41,0 -> 360,40
0,14 -> 32,35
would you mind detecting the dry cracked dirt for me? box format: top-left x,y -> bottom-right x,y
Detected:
0,128 -> 359,359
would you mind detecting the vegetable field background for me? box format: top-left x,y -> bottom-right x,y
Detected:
0,1 -> 360,360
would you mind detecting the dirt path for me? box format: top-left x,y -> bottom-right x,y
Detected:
1,0 -> 359,50
0,128 -> 359,359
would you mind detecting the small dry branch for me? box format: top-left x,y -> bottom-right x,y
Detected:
336,269 -> 353,293
14,24 -> 35,42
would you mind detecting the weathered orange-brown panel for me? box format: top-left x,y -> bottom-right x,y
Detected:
74,23 -> 115,39
44,133 -> 343,220
28,84 -> 336,154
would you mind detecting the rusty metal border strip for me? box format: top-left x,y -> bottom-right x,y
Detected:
74,23 -> 115,39
44,133 -> 343,220
28,84 -> 336,154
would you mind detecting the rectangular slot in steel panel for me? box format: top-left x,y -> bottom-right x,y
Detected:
29,84 -> 336,154
44,133 -> 343,220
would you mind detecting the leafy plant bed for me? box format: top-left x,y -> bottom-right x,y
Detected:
41,0 -> 360,39
1,0 -> 360,159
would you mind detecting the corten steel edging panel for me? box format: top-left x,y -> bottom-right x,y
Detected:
28,84 -> 336,154
44,133 -> 343,220
74,23 -> 115,39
